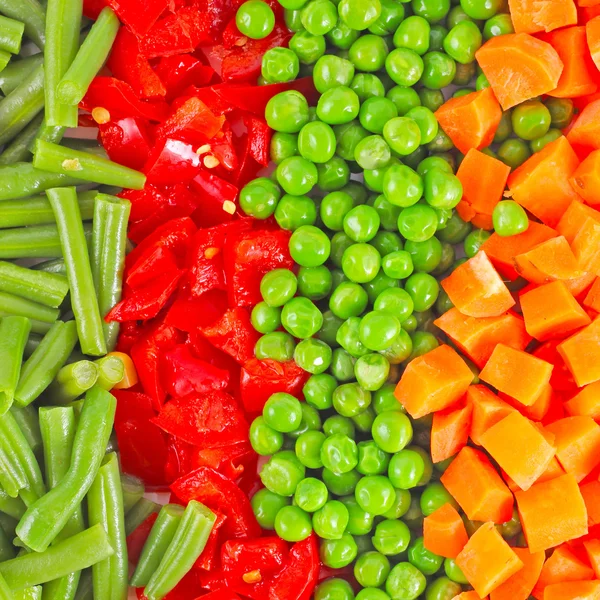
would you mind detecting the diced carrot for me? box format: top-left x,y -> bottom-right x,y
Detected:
580,480 -> 600,527
565,381 -> 600,419
543,581 -> 600,600
452,593 -> 487,600
468,384 -> 516,446
434,88 -> 502,155
479,344 -> 553,407
434,309 -> 531,369
583,539 -> 600,578
584,278 -> 600,312
568,99 -> 600,150
570,150 -> 600,206
556,201 -> 600,243
571,217 -> 600,274
558,317 -> 600,386
564,271 -> 597,298
431,402 -> 473,464
455,522 -> 524,598
587,16 -> 600,70
580,0 -> 600,8
580,3 -> 600,22
480,412 -> 556,491
441,446 -> 514,523
508,0 -> 576,33
500,383 -> 554,422
515,473 -> 588,553
475,34 -> 564,110
110,351 -> 139,390
534,341 -> 579,392
490,546 -> 545,600
423,503 -> 469,559
537,455 -> 566,484
533,544 -> 596,599
456,199 -> 477,223
540,27 -> 598,97
394,345 -> 474,419
442,252 -> 515,318
481,222 -> 558,281
520,281 -> 591,341
457,149 -> 511,217
545,416 -> 600,482
507,137 -> 581,228
471,213 -> 494,230
514,236 -> 584,285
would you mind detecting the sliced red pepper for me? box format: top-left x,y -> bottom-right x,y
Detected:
107,0 -> 168,38
245,114 -> 271,167
195,441 -> 254,481
164,435 -> 196,483
115,320 -> 143,354
98,117 -> 152,171
144,138 -> 202,185
195,592 -> 241,600
126,245 -> 179,289
191,169 -> 239,227
222,16 -> 246,48
210,125 -> 239,172
126,512 -> 158,565
185,85 -> 237,116
197,569 -> 270,600
200,307 -> 260,365
221,537 -> 289,576
240,358 -> 309,414
164,287 -> 229,334
138,569 -> 201,600
120,185 -> 168,222
155,55 -> 214,100
156,97 -> 225,145
195,511 -> 227,571
234,132 -> 262,187
171,466 -> 261,539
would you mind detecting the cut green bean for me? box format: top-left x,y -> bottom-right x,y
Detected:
0,113 -> 43,165
125,498 -> 160,536
0,486 -> 26,520
120,475 -> 144,514
0,224 -> 92,259
88,453 -> 128,600
0,292 -> 58,327
15,586 -> 42,600
0,262 -> 68,308
0,64 -> 44,147
0,315 -> 50,336
0,571 -> 13,599
0,163 -> 81,202
10,407 -> 42,456
0,0 -> 45,49
31,260 -> 66,276
0,514 -> 17,540
46,360 -> 99,404
15,321 -> 78,408
94,355 -> 123,390
0,528 -> 15,562
73,570 -> 92,600
145,501 -> 216,600
0,445 -> 26,499
130,504 -> 184,588
1,524 -> 114,590
23,335 -> 42,359
0,317 -> 30,414
58,8 -> 119,106
0,55 -> 42,96
0,15 -> 24,54
30,120 -> 65,149
16,387 -> 116,552
44,0 -> 81,127
0,50 -> 10,73
34,141 -> 146,190
47,187 -> 106,356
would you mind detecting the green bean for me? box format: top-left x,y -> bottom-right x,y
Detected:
0,55 -> 42,96
15,586 -> 42,600
58,8 -> 119,106
0,163 -> 81,202
0,114 -> 43,165
92,195 -> 130,350
0,317 -> 30,414
2,524 -> 114,589
23,335 -> 42,359
0,486 -> 26,520
0,314 -> 50,336
15,321 -> 78,408
120,475 -> 144,514
0,514 -> 17,540
16,387 -> 116,552
34,141 -> 146,190
47,187 -> 106,356
0,292 -> 58,327
30,120 -> 65,149
88,453 -> 128,600
44,0 -> 81,127
145,501 -> 216,600
130,504 -> 184,588
0,50 -> 10,73
0,262 -> 68,309
0,528 -> 15,562
10,406 -> 42,456
73,570 -> 92,600
125,498 -> 160,536
0,15 -> 24,54
0,64 -> 44,147
46,360 -> 99,404
0,571 -> 13,599
0,0 -> 45,49
0,445 -> 26,498
93,355 -> 123,391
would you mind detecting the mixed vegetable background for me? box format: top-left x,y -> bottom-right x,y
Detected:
0,0 -> 599,597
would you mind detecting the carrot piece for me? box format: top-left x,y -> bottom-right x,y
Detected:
431,403 -> 473,464
471,213 -> 494,231
540,27 -> 598,98
479,344 -> 553,407
584,278 -> 600,312
441,446 -> 514,523
583,539 -> 600,578
520,281 -> 591,341
544,581 -> 600,600
564,271 -> 597,298
587,16 -> 600,70
467,384 -> 516,446
570,150 -> 600,206
455,522 -> 524,598
480,412 -> 556,491
545,416 -> 600,482
580,480 -> 600,527
508,0 -> 576,33
434,88 -> 502,155
515,473 -> 588,553
457,149 -> 511,217
441,252 -> 515,318
556,201 -> 600,243
507,137 -> 581,228
110,351 -> 139,390
537,455 -> 566,484
456,199 -> 477,223
452,593 -> 487,600
423,503 -> 469,559
558,317 -> 600,386
500,383 -> 555,422
481,222 -> 558,281
565,381 -> 600,419
570,217 -> 600,274
393,344 -> 474,419
568,99 -> 600,150
533,544 -> 596,599
434,308 -> 531,369
475,34 -> 564,110
581,3 -> 600,23
490,546 -> 545,600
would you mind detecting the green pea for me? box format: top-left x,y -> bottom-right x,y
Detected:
443,20 -> 482,64
313,55 -> 356,94
371,230 -> 403,255
427,129 -> 454,152
329,281 -> 368,319
318,156 -> 351,190
421,482 -> 458,516
342,205 -> 381,242
500,507 -> 523,539
295,430 -> 326,469
334,121 -> 370,160
282,296 -> 323,338
404,272 -> 439,312
446,5 -> 476,27
333,382 -> 372,416
463,228 -> 490,258
263,392 -> 303,433
497,137 -> 531,169
249,416 -> 284,456
328,21 -> 361,49
492,200 -> 529,237
298,122 -> 336,164
412,0 -> 450,22
424,168 -> 463,210
373,518 -> 412,555
383,488 -> 412,519
410,330 -> 438,361
393,15 -> 430,55
320,433 -> 359,474
460,0 -> 501,19
483,12 -> 514,38
356,589 -> 391,600
385,48 -> 424,87
382,117 -> 422,156
260,269 -> 297,307
315,578 -> 355,600
270,132 -> 298,165
276,156 -> 318,195
363,271 -> 400,303
386,562 -> 427,600
341,495 -> 375,535
355,475 -> 396,515
251,301 -> 281,334
324,415 -> 356,438
359,97 -> 399,134
320,534 -> 358,568
239,177 -> 281,219
339,0 -> 382,30
355,552 -> 391,587
255,331 -> 296,361
429,24 -> 448,51
453,63 -> 476,86
380,250 -> 413,280
336,317 -> 370,357
444,558 -> 469,584
290,225 -> 331,267
408,537 -> 444,576
512,100 -> 551,141
421,51 -> 456,89
358,310 -> 401,351
290,30 -> 327,64
301,0 -> 338,34
294,338 -> 333,374
351,73 -> 386,102
353,410 -> 377,433
251,488 -> 290,530
372,409 -> 413,453
397,204 -> 438,242
261,450 -> 306,496
318,310 -> 344,347
236,0 -> 275,38
438,211 -> 471,243
369,0 -> 405,34
317,85 -> 361,125
404,237 -> 442,273
383,164 -> 423,207
387,85 -> 421,115
266,90 -> 310,133
261,47 -> 300,83
284,8 -> 305,31
348,34 -> 389,72
379,328 -> 413,363
342,243 -> 382,283
530,128 -> 562,153
294,477 -> 328,513
475,71 -> 490,90
354,353 -> 391,391
275,505 -> 313,541
424,577 -> 462,600
546,97 -> 574,129
303,375 -> 335,411
313,500 -> 350,540
331,348 -> 357,381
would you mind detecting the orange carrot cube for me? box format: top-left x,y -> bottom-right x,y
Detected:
580,480 -> 600,527
431,403 -> 473,464
564,381 -> 600,419
558,317 -> 600,386
583,277 -> 600,312
571,217 -> 600,274
467,385 -> 516,446
489,546 -> 545,600
508,0 -> 576,34
583,539 -> 600,579
452,593 -> 487,600
567,99 -> 600,150
570,149 -> 600,206
423,503 -> 469,559
556,200 -> 600,243
544,581 -> 600,600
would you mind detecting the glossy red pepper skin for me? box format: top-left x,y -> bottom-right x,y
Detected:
195,511 -> 227,571
98,117 -> 152,171
210,126 -> 239,172
245,115 -> 271,167
192,170 -> 239,223
195,441 -> 255,481
83,0 -> 109,19
155,56 -> 214,101
121,185 -> 168,223
126,512 -> 158,565
144,138 -> 203,185
197,569 -> 269,600
164,288 -> 229,334
156,97 -> 225,145
126,246 -> 179,289
107,0 -> 168,37
221,537 -> 288,575
196,591 -> 241,600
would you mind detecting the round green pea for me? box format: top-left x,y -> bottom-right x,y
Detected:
338,0 -> 382,30
270,132 -> 298,165
460,0 -> 501,19
359,310 -> 401,351
262,47 -> 300,83
355,353 -> 391,391
290,225 -> 331,267
329,281 -> 369,319
546,97 -> 574,129
429,24 -> 448,51
421,51 -> 456,89
424,577 -> 462,600
263,392 -> 303,433
251,302 -> 281,334
317,85 -> 361,124
355,552 -> 391,587
331,348 -> 357,381
320,534 -> 358,568
386,562 -> 427,600
383,164 -> 423,207
383,117 -> 422,156
251,488 -> 290,530
351,73 -> 386,102
295,430 -> 326,468
275,505 -> 313,541
261,450 -> 306,496
404,272 -> 439,311
333,382 -> 372,416
320,433 -> 359,474
313,54 -> 356,93
249,416 -> 284,455
385,48 -> 424,86
294,477 -> 328,513
373,519 -> 411,555
318,156 -> 351,191
354,134 -> 392,170
443,21 -> 482,64
336,317 -> 370,358
393,15 -> 430,55
408,537 -> 444,576
397,204 -> 438,242
301,0 -> 338,35
483,12 -> 514,38
355,475 -> 396,515
236,0 -> 275,38
239,177 -> 281,219
260,269 -> 297,307
294,338 -> 333,374
313,500 -> 350,539
348,34 -> 389,72
420,482 -> 458,516
492,200 -> 529,237
463,228 -> 490,258
387,85 -> 421,115
274,194 -> 317,231
369,0 -> 405,35
343,205 -> 381,242
412,0 -> 450,22
372,410 -> 413,453
290,31 -> 327,64
276,156 -> 318,195
444,558 -> 469,584
497,138 -> 532,169
298,121 -> 337,163
315,578 -> 355,600
328,21 -> 361,49
342,243 -> 381,283
360,97 -> 399,134
266,90 -> 310,133
255,331 -> 295,361
282,296 -> 323,338
512,100 -> 551,141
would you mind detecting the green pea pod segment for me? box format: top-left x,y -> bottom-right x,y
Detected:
145,501 -> 217,600
0,262 -> 69,309
0,317 -> 30,415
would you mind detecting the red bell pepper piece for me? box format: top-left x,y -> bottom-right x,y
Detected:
224,228 -> 293,307
126,512 -> 158,565
137,569 -> 201,600
210,126 -> 239,172
221,537 -> 288,575
191,169 -> 239,226
115,320 -> 143,354
222,17 -> 246,48
126,245 -> 179,289
185,85 -> 237,116
98,117 -> 152,171
155,55 -> 214,100
195,511 -> 227,571
195,592 -> 241,600
171,466 -> 261,539
107,0 -> 168,37
120,185 -> 168,222
144,138 -> 202,185
164,288 -> 229,333
195,441 -> 254,481
196,569 -> 269,600
200,307 -> 260,365
234,132 -> 262,187
240,358 -> 309,414
80,77 -> 168,122
245,115 -> 271,167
